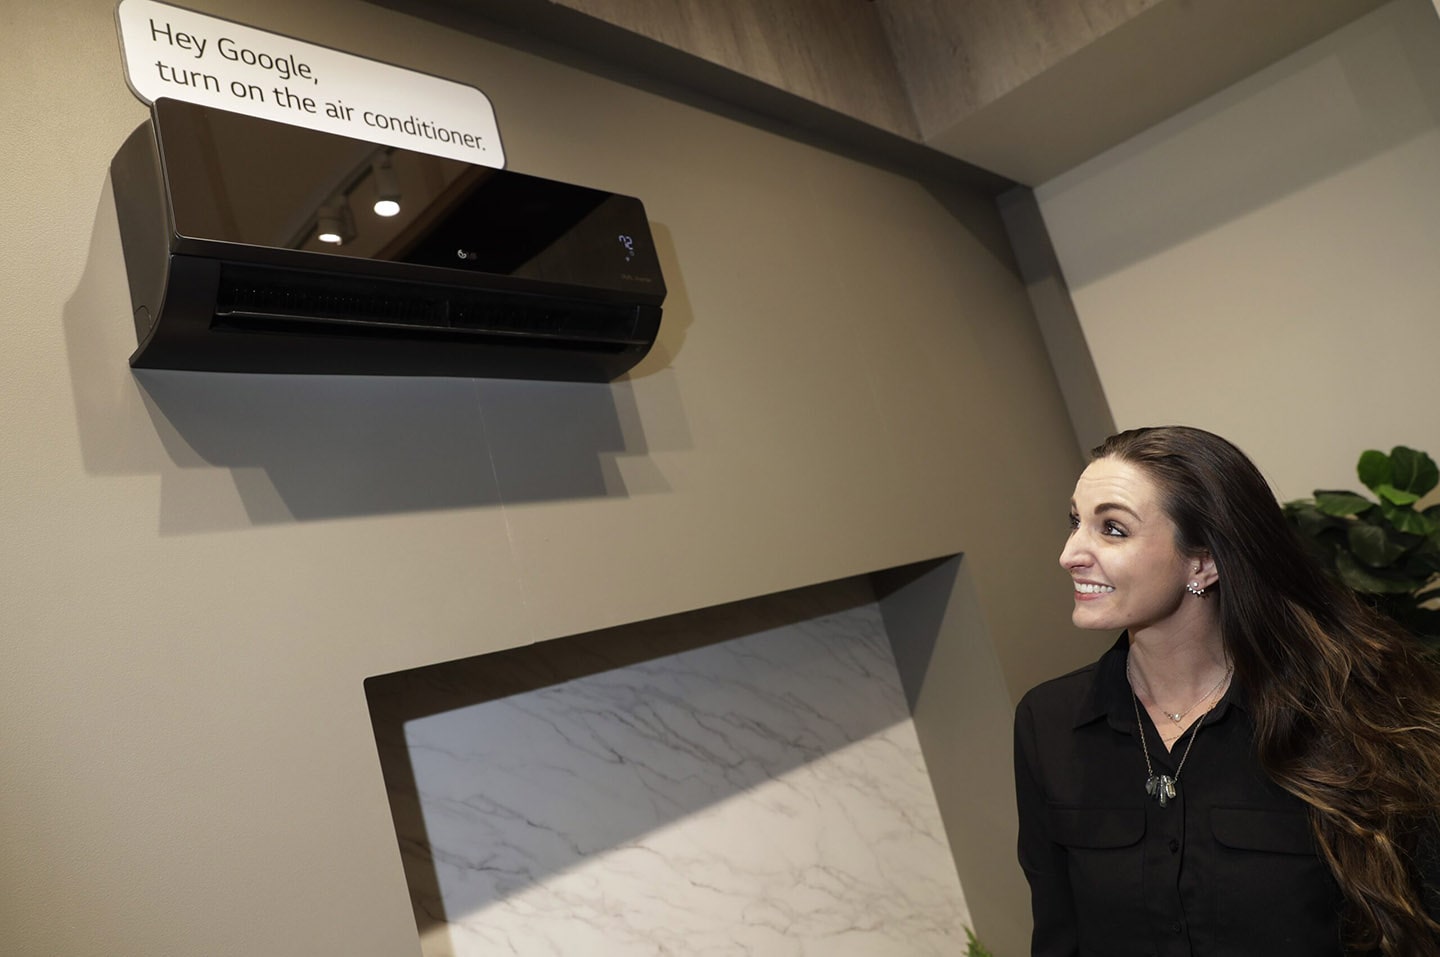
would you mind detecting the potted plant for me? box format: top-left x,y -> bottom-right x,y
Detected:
1282,446 -> 1440,652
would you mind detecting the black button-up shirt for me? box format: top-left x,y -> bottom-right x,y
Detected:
1014,636 -> 1346,956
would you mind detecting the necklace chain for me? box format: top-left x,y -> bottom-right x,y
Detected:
1127,659 -> 1232,725
1132,691 -> 1207,806
1127,656 -> 1229,807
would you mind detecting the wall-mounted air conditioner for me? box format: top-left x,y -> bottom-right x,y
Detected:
110,99 -> 666,380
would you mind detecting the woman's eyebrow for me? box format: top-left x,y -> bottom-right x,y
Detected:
1077,501 -> 1141,521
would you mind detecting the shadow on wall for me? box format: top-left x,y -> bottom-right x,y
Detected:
61,180 -> 693,533
363,574 -> 949,950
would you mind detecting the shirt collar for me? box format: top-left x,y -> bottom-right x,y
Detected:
1074,632 -> 1248,731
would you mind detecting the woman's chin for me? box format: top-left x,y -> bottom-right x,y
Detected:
1070,607 -> 1112,630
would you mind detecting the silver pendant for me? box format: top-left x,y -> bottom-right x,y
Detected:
1145,774 -> 1177,807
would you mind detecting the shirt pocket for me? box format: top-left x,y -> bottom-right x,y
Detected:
1049,805 -> 1149,948
1207,806 -> 1340,946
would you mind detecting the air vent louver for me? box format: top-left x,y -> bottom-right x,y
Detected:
214,266 -> 644,352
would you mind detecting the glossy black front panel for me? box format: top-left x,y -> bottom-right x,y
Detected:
152,99 -> 664,298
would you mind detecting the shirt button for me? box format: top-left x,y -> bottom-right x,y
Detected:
1168,838 -> 1180,853
1170,921 -> 1183,933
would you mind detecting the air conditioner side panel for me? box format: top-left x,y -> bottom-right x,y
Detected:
109,119 -> 176,356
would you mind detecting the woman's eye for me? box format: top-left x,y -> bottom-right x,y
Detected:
1068,514 -> 1079,531
1103,521 -> 1127,537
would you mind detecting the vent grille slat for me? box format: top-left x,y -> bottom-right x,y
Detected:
213,266 -> 644,351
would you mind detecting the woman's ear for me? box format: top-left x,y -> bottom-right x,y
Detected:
1191,552 -> 1219,590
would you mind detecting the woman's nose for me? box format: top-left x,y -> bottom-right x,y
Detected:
1059,532 -> 1087,570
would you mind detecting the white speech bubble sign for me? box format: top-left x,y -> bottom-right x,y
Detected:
115,0 -> 504,167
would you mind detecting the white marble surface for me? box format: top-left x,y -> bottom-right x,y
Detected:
399,599 -> 971,955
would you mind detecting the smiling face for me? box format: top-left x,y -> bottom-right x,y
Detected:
1061,457 -> 1205,634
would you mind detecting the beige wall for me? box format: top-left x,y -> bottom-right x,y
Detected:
1035,0 -> 1440,499
0,1 -> 1090,954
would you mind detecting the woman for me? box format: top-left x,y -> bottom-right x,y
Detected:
1014,426 -> 1440,956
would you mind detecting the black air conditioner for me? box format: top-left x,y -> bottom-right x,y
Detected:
110,99 -> 666,380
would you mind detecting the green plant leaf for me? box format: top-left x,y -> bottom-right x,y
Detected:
1392,606 -> 1440,641
1376,484 -> 1422,506
1404,545 -> 1440,576
1399,547 -> 1440,574
1348,524 -> 1408,568
1285,502 -> 1346,536
1358,449 -> 1393,493
1335,550 -> 1422,594
1382,500 -> 1438,536
1283,504 -> 1348,573
963,927 -> 995,957
1389,446 -> 1439,497
1313,490 -> 1374,517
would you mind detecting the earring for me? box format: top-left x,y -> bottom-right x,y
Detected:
1187,581 -> 1207,598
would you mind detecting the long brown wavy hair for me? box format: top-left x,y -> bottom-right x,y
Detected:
1096,426 -> 1440,955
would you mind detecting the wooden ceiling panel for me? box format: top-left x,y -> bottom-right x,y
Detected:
379,0 -> 1391,185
